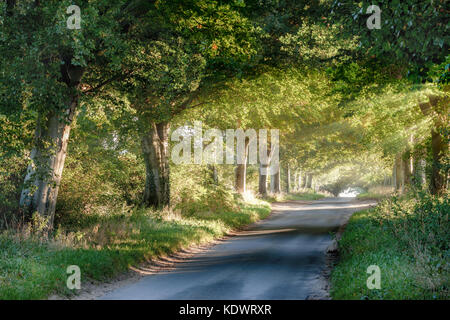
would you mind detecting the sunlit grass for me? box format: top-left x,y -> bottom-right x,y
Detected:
283,192 -> 325,201
356,192 -> 390,201
0,200 -> 271,300
331,195 -> 449,300
263,191 -> 325,203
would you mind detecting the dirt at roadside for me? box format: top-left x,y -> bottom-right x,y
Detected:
305,219 -> 347,300
306,199 -> 377,300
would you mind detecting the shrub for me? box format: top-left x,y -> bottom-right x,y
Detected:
0,155 -> 28,229
332,192 -> 449,299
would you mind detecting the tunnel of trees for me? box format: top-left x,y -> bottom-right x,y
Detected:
0,0 -> 448,229
0,0 -> 448,300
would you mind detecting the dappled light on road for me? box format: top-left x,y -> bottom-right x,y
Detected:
100,198 -> 374,300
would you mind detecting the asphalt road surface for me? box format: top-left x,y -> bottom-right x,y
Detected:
100,197 -> 373,300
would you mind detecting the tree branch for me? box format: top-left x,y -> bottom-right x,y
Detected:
82,70 -> 134,95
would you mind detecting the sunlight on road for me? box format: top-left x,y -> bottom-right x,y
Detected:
338,188 -> 360,198
272,201 -> 374,212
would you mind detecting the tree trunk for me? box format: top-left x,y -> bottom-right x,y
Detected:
293,171 -> 298,192
300,172 -> 307,189
235,138 -> 249,194
394,154 -> 403,193
402,152 -> 412,193
430,128 -> 446,195
141,122 -> 171,208
419,95 -> 448,195
297,171 -> 302,191
235,164 -> 246,194
270,166 -> 281,194
258,144 -> 271,196
392,163 -> 395,189
413,158 -> 427,189
20,92 -> 79,230
284,164 -> 291,193
207,164 -> 218,184
306,173 -> 313,189
258,163 -> 268,196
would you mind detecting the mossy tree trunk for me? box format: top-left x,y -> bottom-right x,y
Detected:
141,122 -> 171,208
20,64 -> 83,230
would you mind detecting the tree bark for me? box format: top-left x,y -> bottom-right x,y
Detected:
141,121 -> 171,208
258,144 -> 271,196
20,92 -> 79,230
402,151 -> 413,193
207,164 -> 218,184
430,128 -> 446,195
413,159 -> 426,188
258,163 -> 268,196
296,171 -> 302,191
300,172 -> 307,189
270,166 -> 281,194
234,135 -> 253,194
284,164 -> 291,193
419,95 -> 448,195
292,171 -> 297,192
235,162 -> 246,193
394,154 -> 403,193
306,173 -> 313,189
235,138 -> 249,194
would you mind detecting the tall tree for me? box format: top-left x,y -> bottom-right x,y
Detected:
119,0 -> 264,206
1,1 -> 135,228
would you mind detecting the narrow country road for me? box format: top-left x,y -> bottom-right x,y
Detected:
100,198 -> 374,300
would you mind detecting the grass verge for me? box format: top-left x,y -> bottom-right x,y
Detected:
264,191 -> 325,203
356,192 -> 390,201
0,198 -> 271,300
331,193 -> 449,299
284,192 -> 325,201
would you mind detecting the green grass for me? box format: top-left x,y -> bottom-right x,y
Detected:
331,195 -> 449,300
356,192 -> 389,201
264,191 -> 325,203
284,192 -> 325,201
0,199 -> 271,300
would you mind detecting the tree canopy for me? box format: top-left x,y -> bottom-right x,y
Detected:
0,0 -> 448,230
